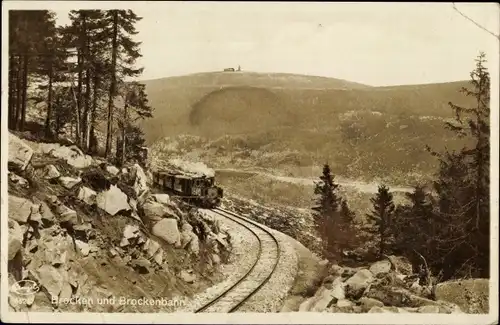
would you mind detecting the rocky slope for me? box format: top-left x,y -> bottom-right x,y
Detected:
298,256 -> 489,314
6,132 -> 232,312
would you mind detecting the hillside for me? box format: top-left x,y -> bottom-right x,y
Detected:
142,71 -> 473,186
141,71 -> 371,91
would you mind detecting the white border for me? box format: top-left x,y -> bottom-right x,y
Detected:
1,1 -> 499,324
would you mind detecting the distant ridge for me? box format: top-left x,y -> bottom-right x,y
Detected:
141,71 -> 372,90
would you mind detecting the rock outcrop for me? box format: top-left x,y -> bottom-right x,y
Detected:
96,185 -> 130,216
434,279 -> 489,313
9,133 -> 34,171
300,255 -> 476,314
152,218 -> 181,245
42,143 -> 93,169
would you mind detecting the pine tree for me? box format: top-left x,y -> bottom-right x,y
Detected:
116,81 -> 153,166
63,10 -> 109,150
393,185 -> 440,266
8,10 -> 58,132
340,199 -> 356,224
366,184 -> 395,257
35,29 -> 71,139
427,53 -> 490,279
312,164 -> 341,258
102,10 -> 143,159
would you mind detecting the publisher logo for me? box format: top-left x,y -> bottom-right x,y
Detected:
10,280 -> 40,306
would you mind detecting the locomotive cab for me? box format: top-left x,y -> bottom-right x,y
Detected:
152,169 -> 223,208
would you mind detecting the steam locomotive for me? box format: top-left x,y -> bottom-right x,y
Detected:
152,170 -> 223,208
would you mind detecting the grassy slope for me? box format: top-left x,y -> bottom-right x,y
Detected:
141,71 -> 473,185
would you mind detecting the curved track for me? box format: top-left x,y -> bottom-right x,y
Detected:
194,208 -> 281,313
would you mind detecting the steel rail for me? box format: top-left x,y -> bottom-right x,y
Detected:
194,208 -> 281,313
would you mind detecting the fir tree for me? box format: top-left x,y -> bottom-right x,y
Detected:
102,10 -> 143,159
393,185 -> 439,267
63,10 -> 109,150
116,81 -> 153,166
8,10 -> 58,132
427,52 -> 490,279
366,184 -> 395,257
312,164 -> 341,258
340,199 -> 356,224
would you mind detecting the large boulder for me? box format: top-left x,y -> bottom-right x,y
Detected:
9,195 -> 33,224
58,176 -> 82,189
152,194 -> 170,205
434,279 -> 489,313
369,260 -> 392,276
47,195 -> 79,225
345,269 -> 374,299
386,255 -> 413,276
187,233 -> 200,256
39,233 -> 73,267
9,172 -> 29,187
8,195 -> 40,224
96,185 -> 130,216
180,224 -> 194,248
40,201 -> 55,222
141,201 -> 168,224
365,286 -> 441,308
141,196 -> 181,224
75,240 -> 91,256
152,218 -> 180,245
8,220 -> 24,260
42,164 -> 60,180
38,143 -> 62,155
8,133 -> 33,171
77,186 -> 97,206
34,265 -> 65,302
179,270 -> 196,283
299,278 -> 345,312
48,145 -> 93,169
359,297 -> 385,312
106,165 -> 120,175
130,164 -> 149,198
123,225 -> 140,241
143,239 -> 161,257
153,250 -> 164,265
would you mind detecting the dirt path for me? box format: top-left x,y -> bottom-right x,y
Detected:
216,168 -> 414,194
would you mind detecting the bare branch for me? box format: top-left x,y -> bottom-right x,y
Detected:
452,3 -> 500,40
413,249 -> 432,287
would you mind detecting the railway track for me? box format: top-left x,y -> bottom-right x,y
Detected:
194,207 -> 281,313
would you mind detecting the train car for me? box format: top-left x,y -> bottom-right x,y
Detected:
152,170 -> 223,208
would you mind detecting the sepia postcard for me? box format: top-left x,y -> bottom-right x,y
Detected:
1,1 -> 499,324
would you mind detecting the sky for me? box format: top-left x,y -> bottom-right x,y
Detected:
10,2 -> 500,86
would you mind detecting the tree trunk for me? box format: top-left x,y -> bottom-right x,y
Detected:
55,96 -> 61,135
82,14 -> 92,151
105,10 -> 119,159
121,100 -> 128,166
14,55 -> 23,131
8,55 -> 16,129
20,55 -> 29,132
83,69 -> 92,151
89,73 -> 100,154
76,49 -> 83,146
44,58 -> 54,138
